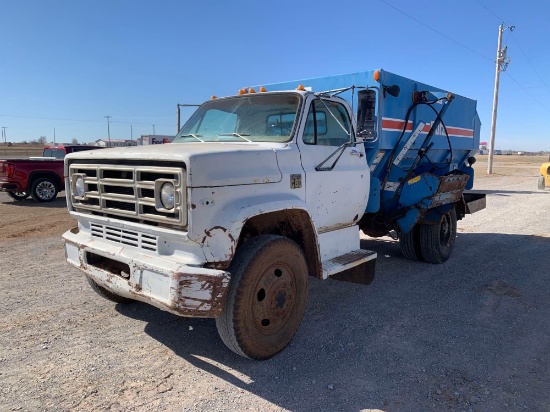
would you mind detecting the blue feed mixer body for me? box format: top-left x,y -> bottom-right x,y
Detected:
258,69 -> 481,230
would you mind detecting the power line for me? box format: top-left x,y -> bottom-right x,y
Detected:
0,114 -> 172,127
510,33 -> 550,94
378,1 -> 548,116
474,0 -> 503,22
504,71 -> 550,112
377,0 -> 494,63
0,114 -> 99,123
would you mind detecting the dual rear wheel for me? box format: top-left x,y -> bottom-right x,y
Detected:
399,208 -> 457,264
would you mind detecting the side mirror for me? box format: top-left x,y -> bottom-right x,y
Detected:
356,89 -> 376,140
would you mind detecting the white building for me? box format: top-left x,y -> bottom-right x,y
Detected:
95,139 -> 137,147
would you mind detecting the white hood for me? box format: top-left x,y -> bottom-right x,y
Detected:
66,142 -> 286,187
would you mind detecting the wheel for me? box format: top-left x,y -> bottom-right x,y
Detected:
86,277 -> 133,304
7,191 -> 30,201
216,235 -> 308,360
30,177 -> 58,202
419,208 -> 457,264
399,224 -> 423,261
538,175 -> 546,190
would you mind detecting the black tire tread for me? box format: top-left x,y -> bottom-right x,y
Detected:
7,191 -> 30,201
399,225 -> 423,261
419,208 -> 457,264
215,235 -> 308,360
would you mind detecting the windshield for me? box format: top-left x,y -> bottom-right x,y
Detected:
173,93 -> 301,143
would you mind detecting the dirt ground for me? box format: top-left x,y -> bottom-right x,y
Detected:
1,155 -> 549,411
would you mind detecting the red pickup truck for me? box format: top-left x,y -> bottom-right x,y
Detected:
0,145 -> 103,202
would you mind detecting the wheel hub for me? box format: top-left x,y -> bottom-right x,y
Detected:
440,214 -> 452,245
37,182 -> 55,200
253,266 -> 295,334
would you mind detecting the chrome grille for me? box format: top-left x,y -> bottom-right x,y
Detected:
90,223 -> 158,252
69,163 -> 186,227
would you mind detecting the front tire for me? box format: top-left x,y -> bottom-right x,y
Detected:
31,177 -> 58,202
7,191 -> 30,201
216,235 -> 308,360
419,208 -> 457,264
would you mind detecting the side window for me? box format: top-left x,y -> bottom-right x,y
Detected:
303,99 -> 350,146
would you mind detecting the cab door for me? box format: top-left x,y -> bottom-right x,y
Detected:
297,96 -> 370,232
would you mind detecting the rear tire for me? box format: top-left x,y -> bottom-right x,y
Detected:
419,208 -> 457,264
216,235 -> 308,360
7,191 -> 30,201
538,175 -> 546,190
399,225 -> 423,261
86,277 -> 133,304
31,177 -> 58,202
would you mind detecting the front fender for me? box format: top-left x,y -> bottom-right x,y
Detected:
189,190 -> 317,264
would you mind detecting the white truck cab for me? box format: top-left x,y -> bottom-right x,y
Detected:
63,89 -> 376,359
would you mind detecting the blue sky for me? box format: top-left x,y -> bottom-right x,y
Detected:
1,0 -> 549,151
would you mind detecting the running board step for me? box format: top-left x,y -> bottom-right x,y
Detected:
323,249 -> 377,285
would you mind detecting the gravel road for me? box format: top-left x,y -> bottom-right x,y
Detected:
1,155 -> 549,411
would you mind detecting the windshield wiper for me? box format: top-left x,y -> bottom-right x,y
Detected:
179,134 -> 204,142
218,133 -> 252,142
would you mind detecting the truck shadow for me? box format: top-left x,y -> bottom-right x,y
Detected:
116,232 -> 550,411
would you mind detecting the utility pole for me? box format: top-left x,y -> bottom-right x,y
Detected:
130,125 -> 133,144
152,124 -> 156,136
488,23 -> 514,174
104,116 -> 111,144
53,127 -> 56,145
1,127 -> 6,144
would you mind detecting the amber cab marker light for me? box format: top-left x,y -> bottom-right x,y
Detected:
259,86 -> 267,92
238,89 -> 247,95
373,70 -> 380,82
211,95 -> 217,100
248,88 -> 256,93
296,84 -> 306,91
